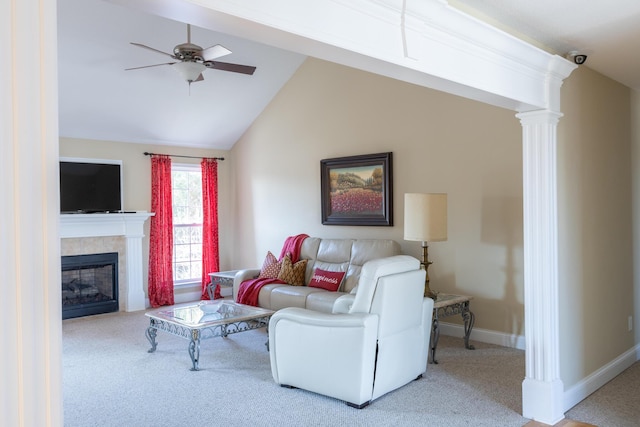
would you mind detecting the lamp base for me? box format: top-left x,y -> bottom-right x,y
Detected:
424,284 -> 437,300
421,242 -> 437,300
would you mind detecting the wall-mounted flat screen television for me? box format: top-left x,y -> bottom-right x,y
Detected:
59,158 -> 123,213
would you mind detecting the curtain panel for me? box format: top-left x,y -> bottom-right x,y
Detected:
201,158 -> 221,299
148,155 -> 174,307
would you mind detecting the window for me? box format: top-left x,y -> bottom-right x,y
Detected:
171,164 -> 202,285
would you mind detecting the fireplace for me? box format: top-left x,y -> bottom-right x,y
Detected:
60,212 -> 153,312
62,252 -> 119,319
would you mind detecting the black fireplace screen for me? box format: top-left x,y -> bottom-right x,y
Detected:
61,252 -> 119,319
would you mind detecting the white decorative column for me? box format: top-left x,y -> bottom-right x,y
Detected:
518,110 -> 565,424
1,0 -> 62,426
125,232 -> 147,311
60,213 -> 154,312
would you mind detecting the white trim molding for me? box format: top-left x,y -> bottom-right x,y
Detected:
439,322 -> 526,350
563,344 -> 640,412
108,0 -> 576,112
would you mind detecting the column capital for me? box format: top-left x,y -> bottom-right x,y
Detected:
516,109 -> 563,125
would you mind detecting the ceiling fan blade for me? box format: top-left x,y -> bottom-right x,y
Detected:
205,61 -> 256,75
194,73 -> 204,82
130,42 -> 176,59
125,62 -> 175,71
200,44 -> 232,61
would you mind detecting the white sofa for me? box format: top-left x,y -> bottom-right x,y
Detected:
269,255 -> 434,408
233,237 -> 401,313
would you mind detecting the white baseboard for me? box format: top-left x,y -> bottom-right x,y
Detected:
562,343 -> 640,412
438,321 -> 526,350
439,322 -> 640,413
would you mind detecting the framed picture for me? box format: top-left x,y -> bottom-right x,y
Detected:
320,152 -> 393,226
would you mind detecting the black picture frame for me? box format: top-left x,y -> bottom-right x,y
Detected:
320,152 -> 393,226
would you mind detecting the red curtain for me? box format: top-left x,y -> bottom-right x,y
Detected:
148,155 -> 174,307
201,158 -> 221,300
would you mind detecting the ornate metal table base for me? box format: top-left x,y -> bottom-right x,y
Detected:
145,302 -> 273,371
207,270 -> 240,300
430,294 -> 475,364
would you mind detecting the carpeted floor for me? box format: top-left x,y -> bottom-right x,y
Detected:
62,310 -> 638,427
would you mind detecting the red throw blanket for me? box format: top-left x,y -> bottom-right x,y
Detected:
237,277 -> 285,306
237,234 -> 309,306
279,233 -> 309,263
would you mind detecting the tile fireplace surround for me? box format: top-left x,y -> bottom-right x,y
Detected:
60,212 -> 154,312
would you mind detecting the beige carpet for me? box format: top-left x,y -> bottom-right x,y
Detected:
62,310 -> 638,426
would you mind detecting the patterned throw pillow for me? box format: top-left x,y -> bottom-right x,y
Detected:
308,268 -> 346,292
258,251 -> 282,279
277,254 -> 307,286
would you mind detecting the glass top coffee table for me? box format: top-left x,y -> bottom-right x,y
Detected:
145,300 -> 274,371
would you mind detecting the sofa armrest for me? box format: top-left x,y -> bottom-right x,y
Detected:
233,268 -> 260,301
270,307 -> 376,329
332,294 -> 355,314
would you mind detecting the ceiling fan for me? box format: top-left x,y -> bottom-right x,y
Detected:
126,24 -> 257,85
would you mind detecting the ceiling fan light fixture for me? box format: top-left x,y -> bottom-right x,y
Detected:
173,61 -> 206,82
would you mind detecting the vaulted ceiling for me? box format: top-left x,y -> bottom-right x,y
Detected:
57,0 -> 306,150
57,0 -> 640,150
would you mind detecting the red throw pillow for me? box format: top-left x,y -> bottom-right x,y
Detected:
308,268 -> 346,292
258,251 -> 282,279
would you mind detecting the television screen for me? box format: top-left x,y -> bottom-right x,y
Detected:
60,161 -> 122,213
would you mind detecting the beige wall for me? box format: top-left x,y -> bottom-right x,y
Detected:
231,58 -> 525,335
557,66 -> 634,387
59,138 -> 232,298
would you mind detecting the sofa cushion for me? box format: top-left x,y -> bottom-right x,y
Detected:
306,291 -> 349,313
308,268 -> 346,292
278,255 -> 307,286
258,251 -> 282,279
269,286 -> 325,311
257,283 -> 289,308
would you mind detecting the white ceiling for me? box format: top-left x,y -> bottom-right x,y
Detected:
57,0 -> 306,150
57,0 -> 640,150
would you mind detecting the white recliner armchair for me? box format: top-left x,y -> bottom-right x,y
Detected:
268,255 -> 434,408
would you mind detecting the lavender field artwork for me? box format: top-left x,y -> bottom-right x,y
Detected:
320,152 -> 393,226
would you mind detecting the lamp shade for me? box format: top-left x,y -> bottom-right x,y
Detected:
404,193 -> 448,242
173,61 -> 205,82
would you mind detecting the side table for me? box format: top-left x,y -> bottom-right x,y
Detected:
207,270 -> 240,300
429,293 -> 475,364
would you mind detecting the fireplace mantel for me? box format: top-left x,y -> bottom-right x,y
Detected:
60,212 -> 153,238
60,212 -> 154,312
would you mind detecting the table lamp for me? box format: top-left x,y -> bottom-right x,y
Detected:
404,193 -> 448,299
